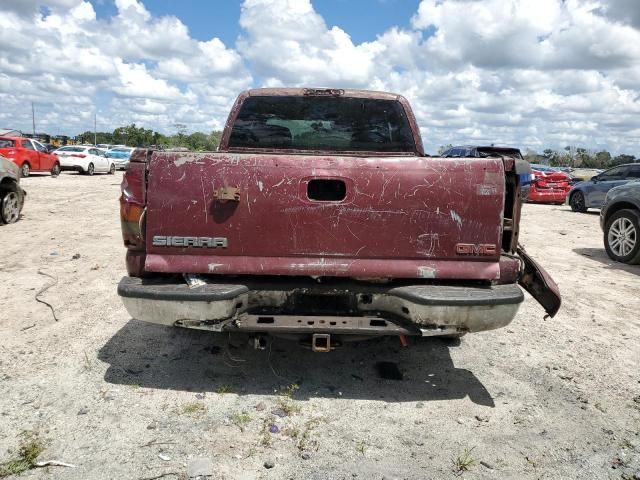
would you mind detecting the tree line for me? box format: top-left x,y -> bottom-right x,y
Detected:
532,147 -> 636,169
79,126 -> 638,167
76,123 -> 222,151
437,144 -> 636,169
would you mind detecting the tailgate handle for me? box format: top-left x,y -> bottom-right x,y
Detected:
307,179 -> 346,201
213,185 -> 241,203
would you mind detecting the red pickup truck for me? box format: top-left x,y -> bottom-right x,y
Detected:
117,88 -> 560,351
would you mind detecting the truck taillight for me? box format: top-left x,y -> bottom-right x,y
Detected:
120,160 -> 147,249
120,202 -> 145,247
501,158 -> 530,254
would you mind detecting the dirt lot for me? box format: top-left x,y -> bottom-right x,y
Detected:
0,172 -> 639,480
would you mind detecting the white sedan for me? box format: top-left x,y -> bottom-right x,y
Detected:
53,146 -> 115,175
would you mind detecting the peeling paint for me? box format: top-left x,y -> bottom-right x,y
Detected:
477,184 -> 498,196
417,266 -> 436,278
173,154 -> 206,167
416,233 -> 440,257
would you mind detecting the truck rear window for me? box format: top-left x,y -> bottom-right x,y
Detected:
229,96 -> 416,153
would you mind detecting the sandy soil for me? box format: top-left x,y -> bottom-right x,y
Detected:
0,172 -> 639,480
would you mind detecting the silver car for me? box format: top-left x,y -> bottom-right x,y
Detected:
105,147 -> 134,170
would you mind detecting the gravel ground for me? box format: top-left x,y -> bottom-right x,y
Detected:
0,172 -> 639,480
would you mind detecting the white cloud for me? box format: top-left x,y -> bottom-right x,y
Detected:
0,0 -> 251,135
238,0 -> 384,86
112,60 -> 186,101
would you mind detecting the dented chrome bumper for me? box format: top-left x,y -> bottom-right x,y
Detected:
118,276 -> 524,337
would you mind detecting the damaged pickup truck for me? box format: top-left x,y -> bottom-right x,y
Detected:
117,88 -> 560,351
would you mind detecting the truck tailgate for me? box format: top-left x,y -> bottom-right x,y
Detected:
144,152 -> 506,280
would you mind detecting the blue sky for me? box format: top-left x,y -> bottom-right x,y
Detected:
91,0 -> 421,45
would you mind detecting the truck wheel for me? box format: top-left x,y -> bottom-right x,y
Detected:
85,163 -> 95,176
20,162 -> 30,178
51,162 -> 61,177
108,163 -> 115,175
604,209 -> 640,264
0,183 -> 22,224
569,191 -> 587,212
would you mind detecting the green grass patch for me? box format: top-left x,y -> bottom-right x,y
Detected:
178,402 -> 206,416
231,412 -> 252,432
0,431 -> 45,478
453,447 -> 477,474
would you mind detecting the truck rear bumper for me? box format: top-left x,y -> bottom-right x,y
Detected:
118,276 -> 524,337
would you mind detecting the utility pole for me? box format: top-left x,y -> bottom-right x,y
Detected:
31,102 -> 36,136
94,113 -> 97,146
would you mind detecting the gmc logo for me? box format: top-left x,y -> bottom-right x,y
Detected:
455,243 -> 497,256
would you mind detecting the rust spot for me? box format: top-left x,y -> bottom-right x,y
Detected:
213,185 -> 241,202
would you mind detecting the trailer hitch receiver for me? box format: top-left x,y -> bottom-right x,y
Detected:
311,333 -> 331,353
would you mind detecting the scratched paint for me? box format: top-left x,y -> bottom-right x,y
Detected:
450,210 -> 463,229
416,233 -> 440,257
417,266 -> 437,278
145,153 -> 504,272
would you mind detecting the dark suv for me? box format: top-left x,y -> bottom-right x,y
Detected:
440,145 -> 523,159
600,181 -> 640,264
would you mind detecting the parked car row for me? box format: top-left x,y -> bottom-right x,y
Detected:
3,135 -> 638,267
0,135 -> 134,177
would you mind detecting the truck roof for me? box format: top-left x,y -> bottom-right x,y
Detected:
244,87 -> 401,101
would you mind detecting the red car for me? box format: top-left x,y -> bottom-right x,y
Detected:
0,136 -> 61,177
527,168 -> 571,204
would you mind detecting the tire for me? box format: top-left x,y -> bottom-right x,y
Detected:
108,163 -> 115,175
85,163 -> 95,176
20,162 -> 30,178
569,191 -> 587,212
51,162 -> 61,177
604,209 -> 640,264
0,183 -> 22,224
